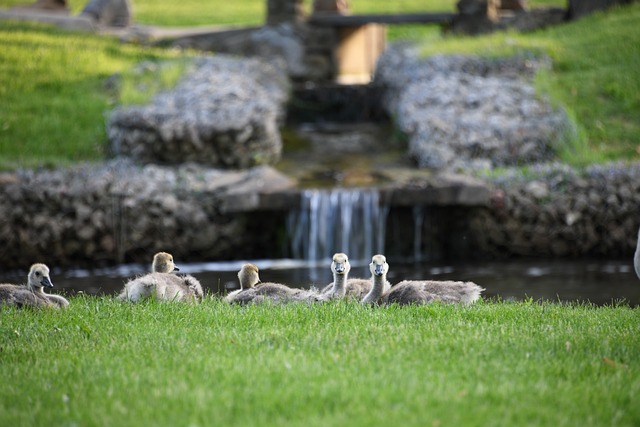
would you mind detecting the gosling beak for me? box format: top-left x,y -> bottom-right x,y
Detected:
334,263 -> 345,274
41,276 -> 54,288
374,264 -> 385,276
174,266 -> 180,272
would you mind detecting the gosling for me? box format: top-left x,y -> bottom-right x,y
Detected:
0,263 -> 69,309
360,254 -> 391,305
322,253 -> 389,300
361,256 -> 483,306
226,263 -> 320,305
152,251 -> 180,274
117,252 -> 203,302
384,277 -> 484,306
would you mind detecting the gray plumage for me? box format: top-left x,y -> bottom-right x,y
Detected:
117,252 -> 203,302
321,253 -> 384,300
118,272 -> 204,302
382,279 -> 484,306
0,263 -> 68,309
227,263 -> 320,305
360,254 -> 483,306
361,254 -> 392,305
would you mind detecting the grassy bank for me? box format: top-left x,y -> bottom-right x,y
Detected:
0,0 -> 564,25
418,4 -> 640,166
0,1 -> 636,169
0,297 -> 638,426
0,21 -> 189,169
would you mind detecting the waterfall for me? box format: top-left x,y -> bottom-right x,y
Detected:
286,188 -> 388,263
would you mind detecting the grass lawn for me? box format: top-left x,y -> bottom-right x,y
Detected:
0,0 -> 567,25
0,20 -> 190,169
0,297 -> 638,426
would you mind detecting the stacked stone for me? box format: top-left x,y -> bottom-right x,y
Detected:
107,55 -> 290,169
374,44 -> 571,171
0,160 -> 293,269
469,162 -> 640,258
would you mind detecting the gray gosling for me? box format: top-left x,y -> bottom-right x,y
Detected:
385,277 -> 483,307
360,254 -> 392,305
322,253 -> 389,300
635,225 -> 640,280
0,263 -> 69,309
361,255 -> 483,306
226,263 -> 320,305
321,253 -> 351,299
117,252 -> 203,303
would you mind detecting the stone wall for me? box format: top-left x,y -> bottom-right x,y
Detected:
108,56 -> 290,168
374,45 -> 570,171
0,161 -> 293,270
467,162 -> 640,259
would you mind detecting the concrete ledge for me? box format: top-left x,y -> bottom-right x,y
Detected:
308,12 -> 455,26
219,172 -> 491,213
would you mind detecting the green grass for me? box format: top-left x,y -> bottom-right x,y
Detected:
0,297 -> 638,426
118,57 -> 194,106
0,21 -> 191,169
0,0 -> 635,169
0,0 -> 565,23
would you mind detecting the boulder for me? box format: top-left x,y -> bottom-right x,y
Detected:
80,0 -> 132,28
374,45 -> 570,171
108,55 -> 290,169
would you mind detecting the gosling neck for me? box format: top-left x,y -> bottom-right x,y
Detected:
331,272 -> 347,298
240,279 -> 257,291
362,273 -> 386,304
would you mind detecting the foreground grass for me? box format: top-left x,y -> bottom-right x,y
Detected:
1,297 -> 638,426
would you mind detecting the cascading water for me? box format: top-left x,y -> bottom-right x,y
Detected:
286,188 -> 388,263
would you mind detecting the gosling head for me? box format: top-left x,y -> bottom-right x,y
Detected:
152,252 -> 179,273
238,263 -> 260,290
369,254 -> 389,277
331,253 -> 350,276
28,263 -> 53,290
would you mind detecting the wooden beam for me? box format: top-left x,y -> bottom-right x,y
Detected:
308,12 -> 455,26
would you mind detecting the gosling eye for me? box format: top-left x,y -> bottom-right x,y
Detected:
35,272 -> 40,277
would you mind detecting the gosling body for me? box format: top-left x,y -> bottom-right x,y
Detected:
227,263 -> 320,305
383,279 -> 484,306
118,252 -> 203,302
0,263 -> 68,309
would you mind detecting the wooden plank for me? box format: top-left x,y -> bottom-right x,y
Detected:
308,12 -> 456,26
